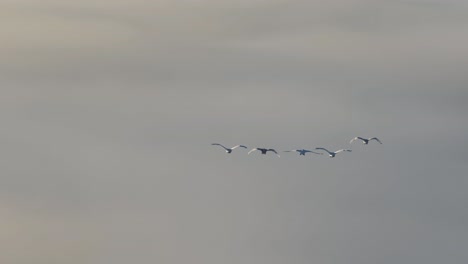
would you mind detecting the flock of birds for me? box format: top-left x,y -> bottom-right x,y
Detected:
211,137 -> 382,158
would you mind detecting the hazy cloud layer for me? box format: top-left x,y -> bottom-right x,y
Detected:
1,1 -> 467,263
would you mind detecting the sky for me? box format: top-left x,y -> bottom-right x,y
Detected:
1,0 -> 468,263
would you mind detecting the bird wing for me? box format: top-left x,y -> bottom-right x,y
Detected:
268,149 -> 281,157
349,137 -> 359,143
301,150 -> 322,155
248,148 -> 259,155
211,143 -> 229,150
369,137 -> 382,144
335,149 -> 352,153
315,148 -> 332,154
283,149 -> 302,152
231,145 -> 248,149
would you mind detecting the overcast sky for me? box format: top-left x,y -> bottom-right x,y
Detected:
1,0 -> 468,263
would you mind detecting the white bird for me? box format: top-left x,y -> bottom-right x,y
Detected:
350,137 -> 382,145
315,148 -> 352,158
248,148 -> 280,157
283,149 -> 323,156
211,143 -> 247,153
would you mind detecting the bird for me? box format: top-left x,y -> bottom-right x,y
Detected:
211,143 -> 247,153
283,149 -> 323,156
315,148 -> 352,158
350,137 -> 382,145
248,148 -> 280,157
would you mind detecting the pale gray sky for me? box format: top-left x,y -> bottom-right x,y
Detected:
1,1 -> 468,263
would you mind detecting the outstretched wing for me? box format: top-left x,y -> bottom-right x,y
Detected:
350,137 -> 366,143
369,137 -> 382,144
211,143 -> 229,150
283,150 -> 297,153
231,145 -> 248,149
248,148 -> 259,155
315,147 -> 332,155
268,149 -> 280,157
335,149 -> 352,153
301,149 -> 321,155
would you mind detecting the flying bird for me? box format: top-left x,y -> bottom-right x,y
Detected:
350,137 -> 382,144
248,148 -> 280,157
315,148 -> 352,158
283,149 -> 323,156
211,143 -> 247,153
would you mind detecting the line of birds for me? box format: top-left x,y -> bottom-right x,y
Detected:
211,137 -> 382,158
